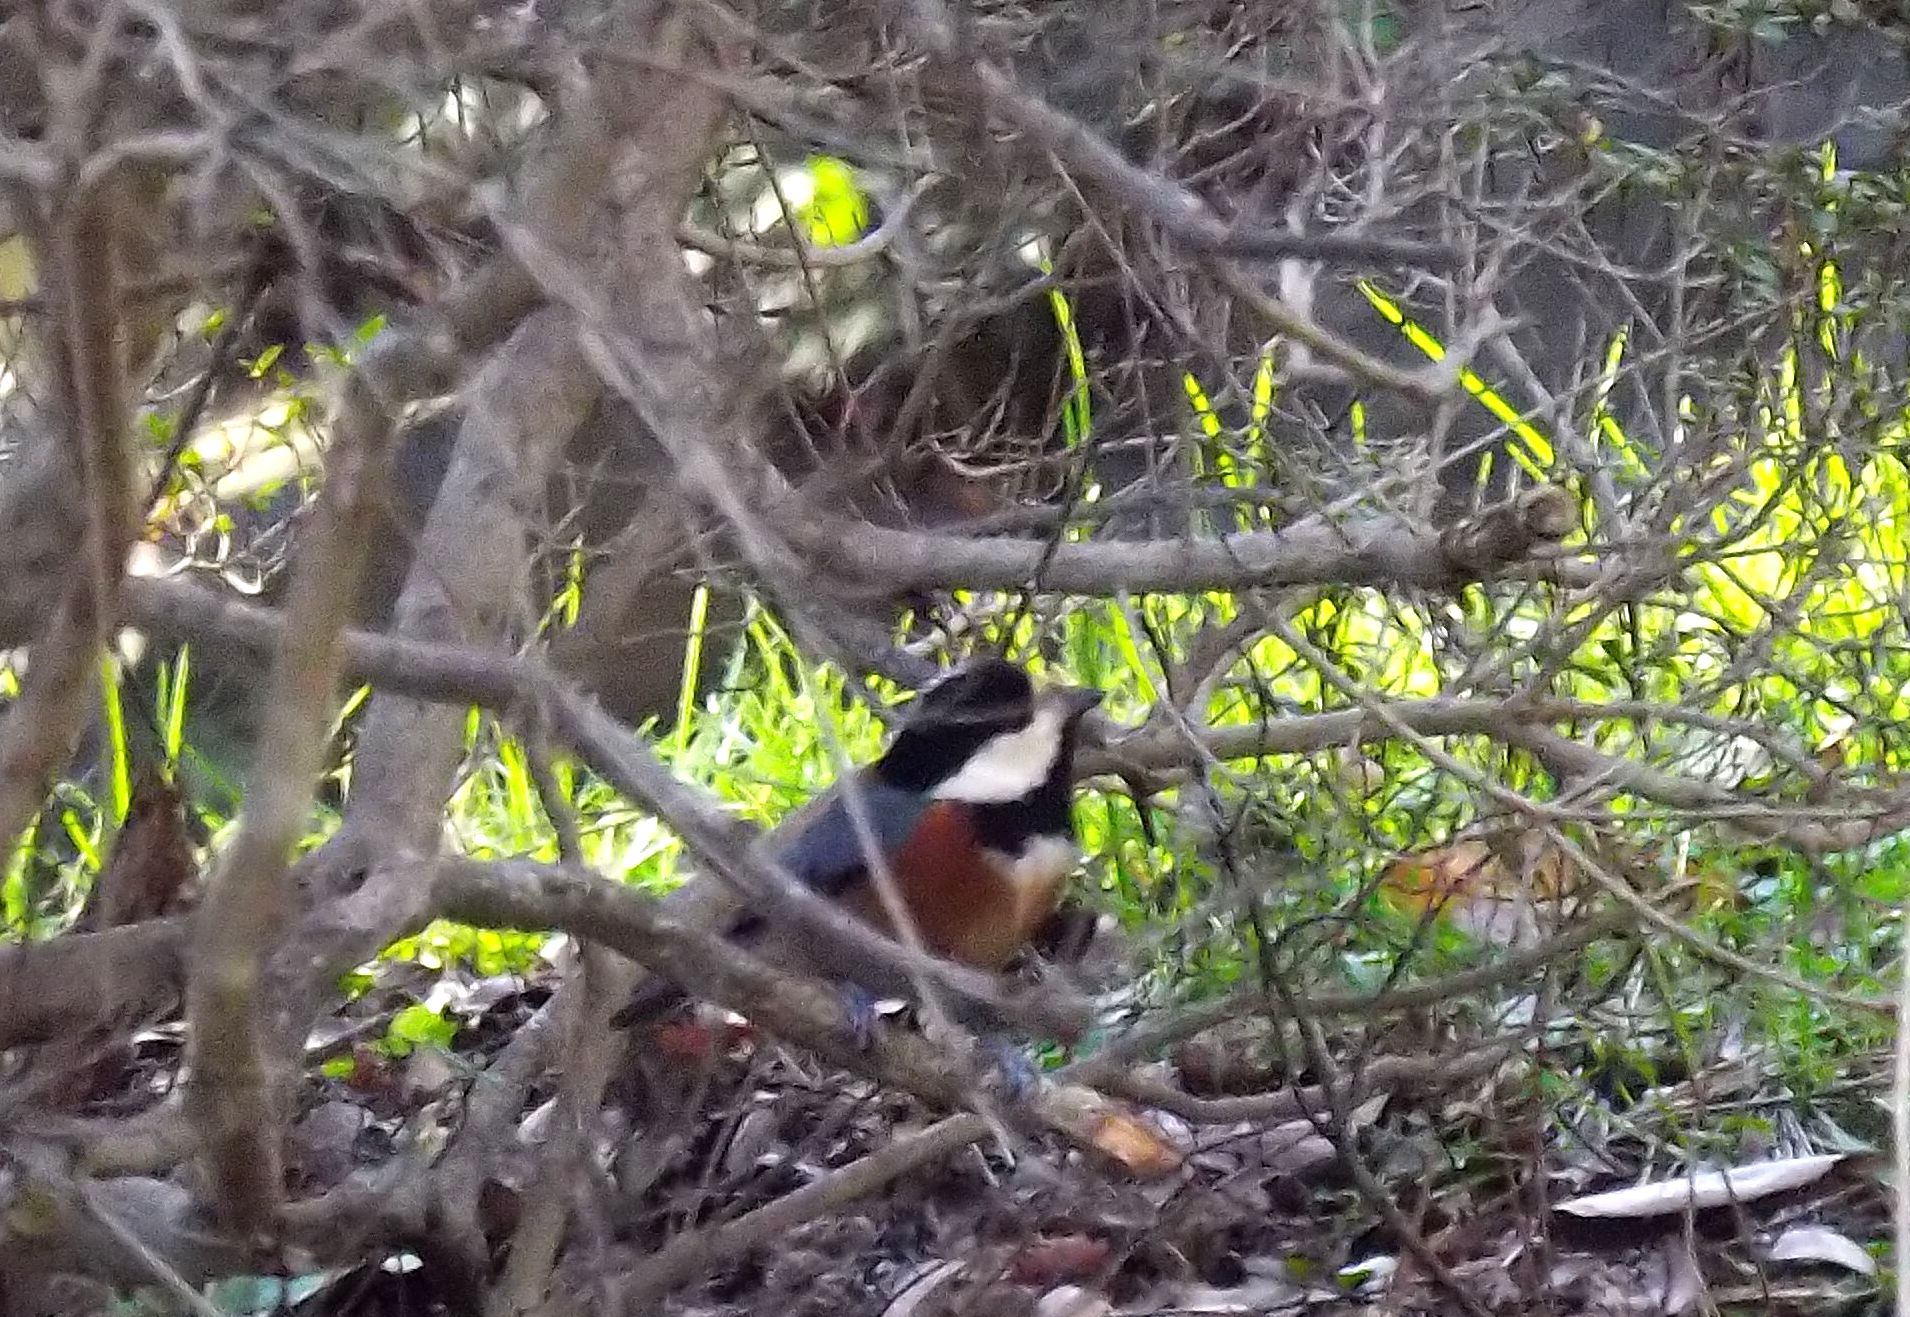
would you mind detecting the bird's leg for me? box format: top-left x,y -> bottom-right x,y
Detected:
838,982 -> 884,1052
982,1034 -> 1042,1100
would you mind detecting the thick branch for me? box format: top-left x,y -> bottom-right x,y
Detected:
431,858 -> 1128,1153
0,918 -> 187,1049
0,182 -> 137,855
783,494 -> 1590,597
123,577 -> 1890,862
328,307 -> 601,867
183,349 -> 401,1233
427,856 -> 994,1091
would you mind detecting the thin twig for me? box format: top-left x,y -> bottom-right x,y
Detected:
618,1113 -> 990,1307
1896,901 -> 1910,1317
1062,909 -> 1636,1087
118,575 -> 1902,883
903,5 -> 1454,271
75,1181 -> 226,1317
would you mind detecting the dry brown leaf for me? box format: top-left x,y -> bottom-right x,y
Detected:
1379,830 -> 1577,948
74,769 -> 196,932
1008,1234 -> 1112,1286
1042,1083 -> 1187,1177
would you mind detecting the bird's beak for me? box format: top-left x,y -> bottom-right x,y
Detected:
1054,685 -> 1105,719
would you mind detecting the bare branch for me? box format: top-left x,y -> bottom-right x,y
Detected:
0,918 -> 187,1050
900,3 -> 1454,271
0,148 -> 142,853
487,944 -> 640,1317
1061,909 -> 1637,1088
183,348 -> 404,1233
1110,1044 -> 1516,1126
124,574 -> 1889,867
784,491 -> 1592,597
430,858 -> 1131,1155
328,307 -> 600,866
617,1112 -> 992,1307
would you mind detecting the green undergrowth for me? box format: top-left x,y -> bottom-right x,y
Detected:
2,147 -> 1905,1127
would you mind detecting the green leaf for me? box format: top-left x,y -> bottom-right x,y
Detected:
801,156 -> 869,246
205,1274 -> 285,1315
97,654 -> 131,825
383,1002 -> 457,1056
247,343 -> 284,379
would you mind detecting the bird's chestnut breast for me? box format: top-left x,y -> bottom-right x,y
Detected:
841,800 -> 1075,971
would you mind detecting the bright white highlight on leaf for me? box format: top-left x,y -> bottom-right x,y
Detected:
1767,1225 -> 1876,1275
1554,1153 -> 1842,1219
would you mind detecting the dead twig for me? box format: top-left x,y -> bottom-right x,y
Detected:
74,1180 -> 227,1317
778,485 -> 1592,598
1062,909 -> 1635,1087
617,1112 -> 991,1307
428,856 -> 1162,1180
488,735 -> 635,1317
899,1 -> 1453,272
1108,1043 -> 1517,1125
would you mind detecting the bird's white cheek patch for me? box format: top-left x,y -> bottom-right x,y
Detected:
932,706 -> 1066,803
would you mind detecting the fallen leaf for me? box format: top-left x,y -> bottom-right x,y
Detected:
399,1046 -> 459,1101
518,1095 -> 560,1145
1009,1235 -> 1111,1286
1336,1254 -> 1397,1292
1044,1084 -> 1186,1177
881,1259 -> 966,1317
1035,1285 -> 1111,1317
343,1043 -> 399,1099
289,1100 -> 368,1190
1264,1131 -> 1336,1177
1767,1224 -> 1876,1275
1556,1153 -> 1842,1219
1129,1274 -> 1307,1314
721,1106 -> 782,1177
1091,1110 -> 1184,1178
1643,1241 -> 1705,1315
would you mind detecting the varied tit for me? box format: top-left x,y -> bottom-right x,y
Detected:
613,657 -> 1103,1042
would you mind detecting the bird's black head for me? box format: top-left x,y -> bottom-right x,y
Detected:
875,658 -> 1102,807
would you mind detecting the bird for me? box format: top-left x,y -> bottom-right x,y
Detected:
612,656 -> 1103,1046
